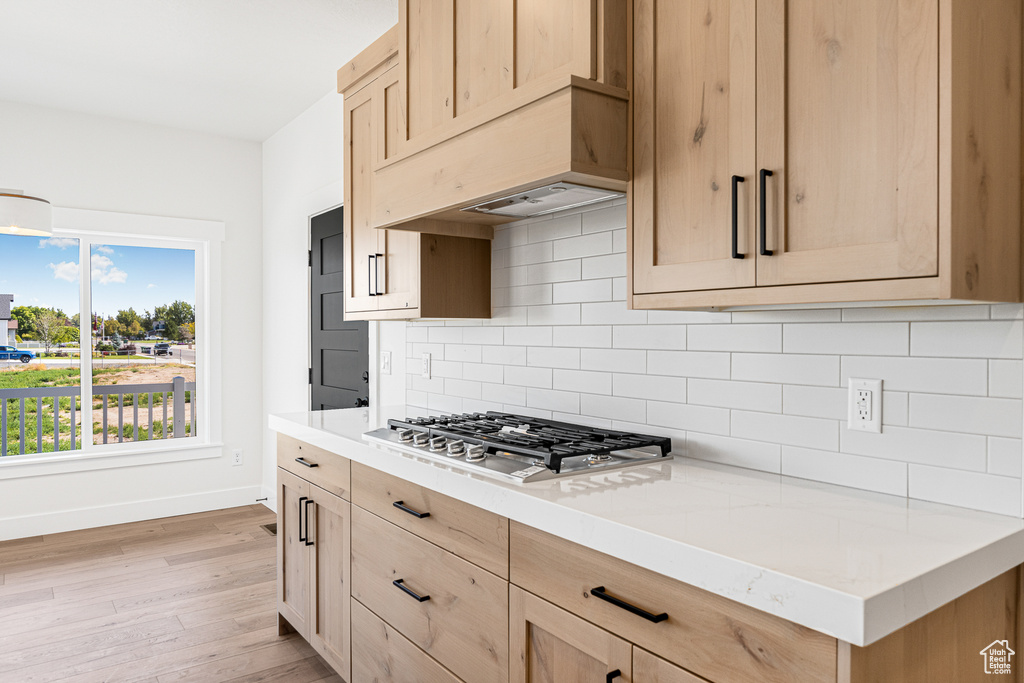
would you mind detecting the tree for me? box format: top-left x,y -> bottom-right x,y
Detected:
116,308 -> 141,333
104,318 -> 123,338
11,305 -> 41,339
181,322 -> 195,341
35,309 -> 63,355
53,326 -> 79,345
128,320 -> 143,339
153,300 -> 194,341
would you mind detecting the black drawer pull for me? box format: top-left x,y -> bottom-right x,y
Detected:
368,254 -> 377,296
393,500 -> 430,519
393,578 -> 431,602
731,174 -> 745,259
297,496 -> 307,543
304,499 -> 314,546
607,670 -> 622,682
590,586 -> 668,623
759,168 -> 774,256
295,457 -> 319,468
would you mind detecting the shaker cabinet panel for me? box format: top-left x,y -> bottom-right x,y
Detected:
345,84 -> 382,313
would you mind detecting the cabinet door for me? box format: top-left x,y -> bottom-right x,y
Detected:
510,585 -> 632,683
345,83 -> 381,313
307,485 -> 352,680
633,648 -> 708,683
755,0 -> 938,286
277,468 -> 310,637
375,229 -> 421,312
633,0 -> 757,294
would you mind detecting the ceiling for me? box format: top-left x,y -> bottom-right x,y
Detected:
0,0 -> 399,141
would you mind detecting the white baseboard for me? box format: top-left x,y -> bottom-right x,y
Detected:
259,485 -> 277,513
0,485 -> 265,541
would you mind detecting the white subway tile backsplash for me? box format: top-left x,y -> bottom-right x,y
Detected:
553,369 -> 612,395
782,447 -> 908,497
581,348 -> 647,374
911,321 -> 1024,359
784,323 -> 909,356
731,411 -> 839,451
552,232 -> 613,260
839,356 -> 987,396
552,278 -> 613,304
505,326 -> 553,347
527,259 -> 582,284
613,325 -> 686,350
690,379 -> 782,413
841,425 -> 987,470
686,433 -> 781,473
989,360 -> 1023,398
909,466 -> 1021,516
910,394 -> 1022,438
528,303 -> 581,326
648,350 -> 730,379
527,387 -> 581,413
582,253 -> 627,279
689,324 -> 782,353
613,373 -> 686,402
401,203 -> 1024,517
528,346 -> 581,369
580,394 -> 647,423
553,325 -> 612,348
989,437 -> 1023,477
581,203 -> 627,233
732,353 -> 839,386
648,401 -> 731,436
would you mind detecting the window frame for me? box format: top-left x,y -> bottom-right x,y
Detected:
0,207 -> 225,478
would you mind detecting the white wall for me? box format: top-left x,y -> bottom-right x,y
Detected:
0,99 -> 265,537
404,199 -> 1024,517
262,91 -> 406,508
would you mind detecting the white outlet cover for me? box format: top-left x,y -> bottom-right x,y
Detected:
848,378 -> 883,433
381,350 -> 392,375
421,352 -> 431,379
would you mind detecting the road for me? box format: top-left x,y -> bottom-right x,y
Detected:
1,345 -> 196,370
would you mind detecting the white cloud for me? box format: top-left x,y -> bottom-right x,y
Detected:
90,253 -> 127,285
39,237 -> 77,249
147,283 -> 157,289
49,261 -> 80,282
96,245 -> 114,255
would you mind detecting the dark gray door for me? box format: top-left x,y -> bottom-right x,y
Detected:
311,207 -> 369,410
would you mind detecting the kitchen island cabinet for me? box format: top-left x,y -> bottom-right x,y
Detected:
273,408 -> 1024,682
631,0 -> 1023,308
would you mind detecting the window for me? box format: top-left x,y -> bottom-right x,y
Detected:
0,207 -> 221,466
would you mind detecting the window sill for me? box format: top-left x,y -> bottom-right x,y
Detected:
0,440 -> 225,480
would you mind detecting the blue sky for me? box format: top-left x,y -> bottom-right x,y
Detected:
0,235 -> 195,318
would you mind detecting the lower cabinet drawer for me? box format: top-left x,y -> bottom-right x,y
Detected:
277,435 -> 351,500
351,506 -> 509,683
510,522 -> 836,683
634,647 -> 709,683
351,600 -> 461,683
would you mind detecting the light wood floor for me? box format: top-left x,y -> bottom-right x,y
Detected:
0,505 -> 341,683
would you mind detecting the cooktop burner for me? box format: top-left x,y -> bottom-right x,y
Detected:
363,411 -> 673,483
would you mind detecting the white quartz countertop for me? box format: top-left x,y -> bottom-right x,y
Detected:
269,406 -> 1024,646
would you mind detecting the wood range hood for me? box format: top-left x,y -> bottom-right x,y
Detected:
337,0 -> 630,240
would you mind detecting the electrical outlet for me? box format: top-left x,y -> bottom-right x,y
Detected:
421,352 -> 431,379
381,351 -> 392,375
848,378 -> 882,433
232,449 -> 243,466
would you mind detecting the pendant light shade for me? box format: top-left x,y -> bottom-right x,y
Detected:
0,190 -> 52,237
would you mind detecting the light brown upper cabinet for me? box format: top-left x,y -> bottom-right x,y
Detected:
631,0 -> 1023,308
341,37 -> 491,321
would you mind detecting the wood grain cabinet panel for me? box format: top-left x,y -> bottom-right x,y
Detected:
277,435 -> 351,501
277,467 -> 310,637
351,506 -> 509,683
351,599 -> 462,683
633,648 -> 710,683
351,461 -> 509,578
631,0 -> 1023,308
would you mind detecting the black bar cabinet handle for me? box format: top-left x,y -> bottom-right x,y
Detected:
759,168 -> 774,256
607,670 -> 622,682
731,174 -> 745,259
295,457 -> 318,468
393,500 -> 431,519
590,586 -> 668,623
304,498 -> 314,546
374,253 -> 384,295
368,254 -> 377,296
393,578 -> 431,602
297,496 -> 307,543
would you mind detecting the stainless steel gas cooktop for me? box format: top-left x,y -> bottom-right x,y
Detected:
363,411 -> 673,483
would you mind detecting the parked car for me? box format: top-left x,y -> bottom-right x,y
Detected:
0,345 -> 35,363
154,342 -> 171,356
